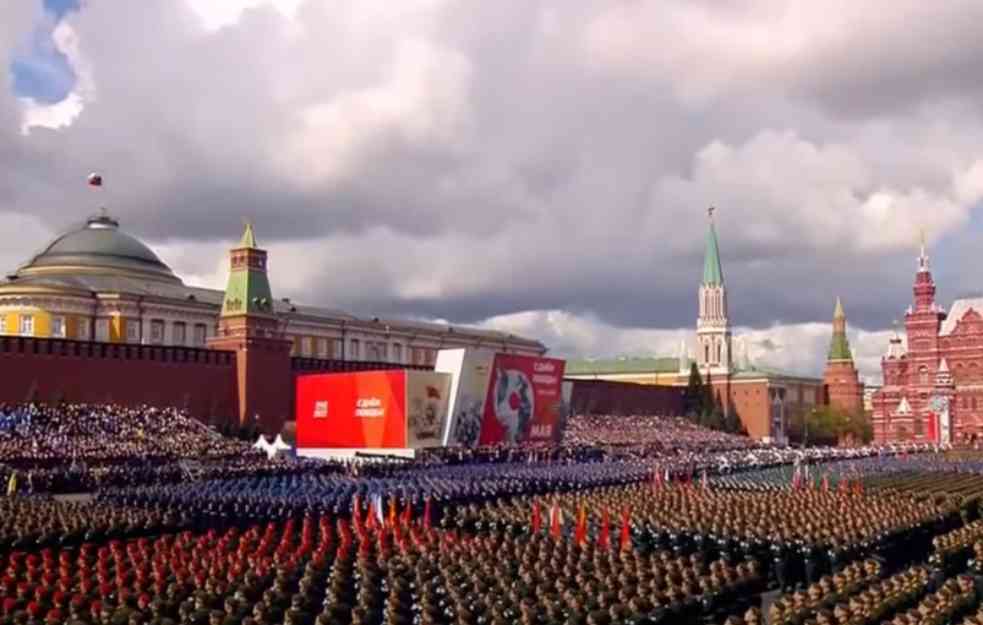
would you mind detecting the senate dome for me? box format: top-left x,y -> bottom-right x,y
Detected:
16,213 -> 181,284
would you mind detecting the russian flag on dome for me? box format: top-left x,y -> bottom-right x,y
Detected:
87,173 -> 103,187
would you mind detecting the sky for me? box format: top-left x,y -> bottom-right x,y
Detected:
4,0 -> 983,384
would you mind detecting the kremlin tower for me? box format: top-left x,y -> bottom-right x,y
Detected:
822,298 -> 864,416
208,223 -> 293,432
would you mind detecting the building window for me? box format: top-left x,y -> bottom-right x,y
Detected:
95,319 -> 109,342
914,418 -> 924,436
716,341 -> 722,364
317,338 -> 328,358
335,339 -> 344,358
52,316 -> 66,338
19,315 -> 34,337
393,343 -> 402,363
350,339 -> 360,360
172,322 -> 187,346
150,320 -> 165,344
126,320 -> 140,343
194,324 -> 207,346
919,366 -> 929,385
974,397 -> 979,411
78,318 -> 90,341
704,344 -> 710,363
0,316 -> 6,334
301,337 -> 313,357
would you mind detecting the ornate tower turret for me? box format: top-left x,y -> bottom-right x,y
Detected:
823,297 -> 864,416
208,223 -> 292,432
696,208 -> 731,376
904,232 -> 945,436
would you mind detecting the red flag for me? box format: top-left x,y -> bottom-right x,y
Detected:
549,504 -> 562,539
388,498 -> 398,528
574,505 -> 587,546
821,475 -> 829,492
597,510 -> 610,550
423,498 -> 432,532
619,508 -> 631,551
401,501 -> 412,526
531,503 -> 542,534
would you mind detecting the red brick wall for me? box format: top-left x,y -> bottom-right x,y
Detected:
568,379 -> 685,416
0,337 -> 238,424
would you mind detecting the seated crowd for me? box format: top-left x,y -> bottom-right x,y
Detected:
0,404 -> 254,468
563,414 -> 756,452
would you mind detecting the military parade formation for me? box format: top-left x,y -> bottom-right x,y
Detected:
3,404 -> 983,624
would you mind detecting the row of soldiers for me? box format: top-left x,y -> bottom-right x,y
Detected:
0,499 -> 187,552
0,510 -> 767,625
447,483 -> 959,590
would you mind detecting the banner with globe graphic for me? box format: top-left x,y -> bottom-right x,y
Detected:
477,354 -> 566,445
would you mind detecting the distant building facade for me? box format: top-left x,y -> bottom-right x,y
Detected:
0,210 -> 546,430
870,241 -> 982,444
566,215 -> 824,441
0,213 -> 544,363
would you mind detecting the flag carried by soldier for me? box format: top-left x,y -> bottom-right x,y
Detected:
598,509 -> 611,549
619,508 -> 631,551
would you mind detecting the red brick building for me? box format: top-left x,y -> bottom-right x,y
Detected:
871,241 -> 968,443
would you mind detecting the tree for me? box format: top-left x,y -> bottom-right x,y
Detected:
701,369 -> 716,424
724,403 -> 743,434
683,362 -> 704,420
787,405 -> 872,446
702,390 -> 725,431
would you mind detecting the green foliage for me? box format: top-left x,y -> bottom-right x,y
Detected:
787,404 -> 871,446
683,363 -> 704,419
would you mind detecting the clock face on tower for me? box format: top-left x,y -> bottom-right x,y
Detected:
929,395 -> 949,414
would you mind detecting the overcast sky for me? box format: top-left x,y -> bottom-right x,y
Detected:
5,0 -> 983,383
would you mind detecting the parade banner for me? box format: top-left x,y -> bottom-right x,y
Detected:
478,354 -> 566,445
405,371 -> 452,448
296,370 -> 452,450
435,348 -> 495,447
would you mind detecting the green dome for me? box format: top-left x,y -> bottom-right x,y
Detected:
18,213 -> 180,283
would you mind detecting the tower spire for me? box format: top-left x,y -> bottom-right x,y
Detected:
696,208 -> 730,374
703,207 -> 724,286
918,228 -> 929,272
827,297 -> 852,361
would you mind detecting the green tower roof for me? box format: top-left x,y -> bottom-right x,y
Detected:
239,222 -> 258,249
827,297 -> 852,361
221,224 -> 274,317
703,220 -> 724,286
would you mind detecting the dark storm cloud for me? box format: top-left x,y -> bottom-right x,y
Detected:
3,0 -> 983,369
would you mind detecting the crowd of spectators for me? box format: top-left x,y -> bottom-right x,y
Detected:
0,403 -> 254,468
563,414 -> 756,452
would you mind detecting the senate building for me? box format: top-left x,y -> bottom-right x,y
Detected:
0,211 -> 545,365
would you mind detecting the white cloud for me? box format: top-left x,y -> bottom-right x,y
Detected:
5,0 -> 983,378
185,0 -> 303,31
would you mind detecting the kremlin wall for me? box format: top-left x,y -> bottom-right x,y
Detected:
0,214 -> 538,432
3,201 -> 969,444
